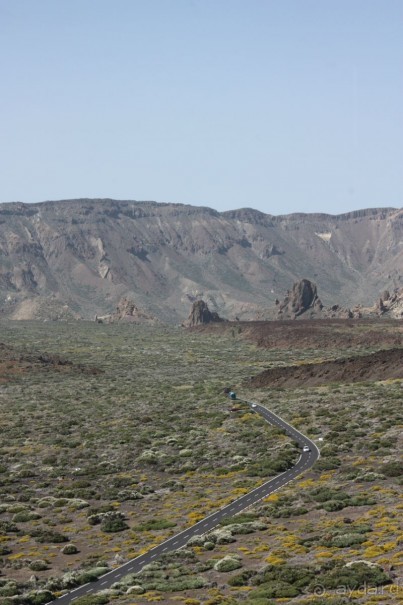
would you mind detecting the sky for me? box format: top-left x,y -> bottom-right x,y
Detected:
0,0 -> 402,215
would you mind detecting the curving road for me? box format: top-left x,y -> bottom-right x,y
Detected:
49,399 -> 320,604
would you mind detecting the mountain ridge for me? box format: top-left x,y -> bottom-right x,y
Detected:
0,199 -> 401,322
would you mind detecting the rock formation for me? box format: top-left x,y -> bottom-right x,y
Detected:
273,280 -> 403,320
184,300 -> 224,327
376,287 -> 403,318
95,298 -> 157,324
277,279 -> 323,318
273,279 -> 365,320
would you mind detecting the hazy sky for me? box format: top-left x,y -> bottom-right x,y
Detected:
1,0 -> 402,215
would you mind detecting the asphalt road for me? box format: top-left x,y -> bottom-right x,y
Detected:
49,399 -> 320,604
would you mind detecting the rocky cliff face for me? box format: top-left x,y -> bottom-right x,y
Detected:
0,199 -> 401,322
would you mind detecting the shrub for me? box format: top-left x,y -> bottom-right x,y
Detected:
0,582 -> 19,597
88,511 -> 128,533
350,495 -> 376,506
323,533 -> 367,548
322,500 -> 346,512
315,561 -> 391,590
243,600 -> 275,605
126,585 -> 145,594
27,589 -> 55,604
220,513 -> 259,525
258,564 -> 315,589
381,461 -> 401,477
251,580 -> 299,598
31,528 -> 69,543
228,569 -> 257,586
0,520 -> 19,533
214,555 -> 242,572
29,559 -> 49,571
87,505 -> 114,518
134,519 -> 176,531
142,577 -> 206,591
208,528 -> 236,544
316,457 -> 341,470
100,516 -> 128,533
73,596 -> 109,605
61,543 -> 79,554
309,597 -> 357,605
308,487 -> 350,503
12,511 -> 42,522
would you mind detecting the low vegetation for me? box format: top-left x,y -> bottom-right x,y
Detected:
0,320 -> 401,604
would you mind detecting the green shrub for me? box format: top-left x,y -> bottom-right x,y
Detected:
61,543 -> 79,554
258,564 -> 315,589
134,519 -> 176,531
322,500 -> 346,512
243,599 -> 275,605
142,577 -> 206,591
12,511 -> 42,523
315,562 -> 391,590
0,582 -> 19,597
100,516 -> 128,533
29,559 -> 49,571
220,513 -> 259,526
31,528 -> 69,543
251,580 -> 299,598
27,590 -> 55,604
73,596 -> 109,605
214,555 -> 242,572
349,495 -> 376,506
0,520 -> 19,533
228,569 -> 257,586
308,487 -> 350,503
309,597 -> 357,605
322,533 -> 366,548
316,457 -> 341,470
381,461 -> 401,477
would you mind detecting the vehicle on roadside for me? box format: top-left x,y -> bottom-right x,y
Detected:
251,403 -> 257,408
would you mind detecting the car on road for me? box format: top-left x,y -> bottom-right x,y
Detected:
303,445 -> 310,452
251,403 -> 257,408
